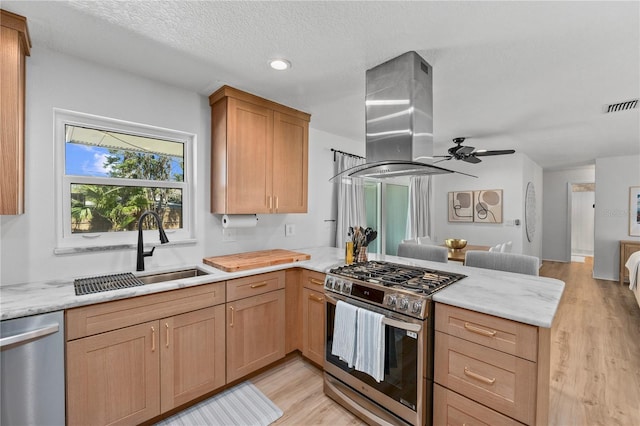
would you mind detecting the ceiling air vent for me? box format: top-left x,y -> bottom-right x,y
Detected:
604,99 -> 638,113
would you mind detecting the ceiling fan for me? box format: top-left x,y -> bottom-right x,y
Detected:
434,137 -> 516,164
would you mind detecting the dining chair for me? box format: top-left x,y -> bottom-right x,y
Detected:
464,250 -> 539,276
397,242 -> 448,263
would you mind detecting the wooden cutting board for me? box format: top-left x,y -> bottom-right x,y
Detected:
203,249 -> 311,272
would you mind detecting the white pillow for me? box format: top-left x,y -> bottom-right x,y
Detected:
489,243 -> 502,252
501,241 -> 513,253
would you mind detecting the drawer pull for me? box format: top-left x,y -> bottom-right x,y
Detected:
151,326 -> 156,352
309,278 -> 324,286
250,282 -> 268,289
309,294 -> 324,302
464,367 -> 496,385
464,322 -> 497,337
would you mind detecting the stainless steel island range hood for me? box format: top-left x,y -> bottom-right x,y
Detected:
332,51 -> 469,181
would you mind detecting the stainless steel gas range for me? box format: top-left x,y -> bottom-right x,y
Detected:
323,261 -> 466,426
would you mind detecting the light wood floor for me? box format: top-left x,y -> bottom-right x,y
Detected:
541,257 -> 640,425
252,258 -> 640,425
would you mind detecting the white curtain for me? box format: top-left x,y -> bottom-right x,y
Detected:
335,153 -> 367,249
406,175 -> 431,240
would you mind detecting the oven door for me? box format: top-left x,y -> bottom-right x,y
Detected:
324,293 -> 428,426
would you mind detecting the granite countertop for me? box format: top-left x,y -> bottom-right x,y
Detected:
0,246 -> 564,327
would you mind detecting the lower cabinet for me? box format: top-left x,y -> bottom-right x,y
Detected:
66,283 -> 226,426
301,270 -> 326,366
67,321 -> 161,425
161,305 -> 226,411
434,302 -> 549,426
226,288 -> 286,382
302,287 -> 325,365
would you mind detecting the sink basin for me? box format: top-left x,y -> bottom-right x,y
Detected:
137,268 -> 210,285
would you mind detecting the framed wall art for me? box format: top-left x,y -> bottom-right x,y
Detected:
474,189 -> 503,223
630,186 -> 640,237
448,191 -> 473,222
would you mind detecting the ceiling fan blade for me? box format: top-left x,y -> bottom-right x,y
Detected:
458,146 -> 475,155
432,157 -> 452,164
473,149 -> 516,157
462,155 -> 482,164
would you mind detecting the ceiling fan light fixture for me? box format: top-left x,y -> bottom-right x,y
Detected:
269,59 -> 291,71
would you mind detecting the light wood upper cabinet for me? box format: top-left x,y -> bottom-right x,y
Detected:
210,86 -> 310,214
1,10 -> 31,215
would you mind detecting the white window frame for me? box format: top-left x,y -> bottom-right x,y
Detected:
54,109 -> 196,253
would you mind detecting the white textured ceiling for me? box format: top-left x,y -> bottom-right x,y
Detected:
4,1 -> 639,169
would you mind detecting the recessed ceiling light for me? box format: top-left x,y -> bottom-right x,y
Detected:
269,59 -> 291,71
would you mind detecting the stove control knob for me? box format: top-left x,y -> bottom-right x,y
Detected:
324,277 -> 334,289
342,282 -> 352,294
398,298 -> 409,310
334,280 -> 343,292
387,295 -> 397,307
412,301 -> 423,314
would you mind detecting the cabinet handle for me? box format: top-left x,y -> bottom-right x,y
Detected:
268,196 -> 272,209
250,282 -> 268,289
229,306 -> 234,327
464,322 -> 497,337
309,278 -> 324,286
151,326 -> 156,352
275,196 -> 279,211
463,367 -> 496,385
165,323 -> 169,348
309,294 -> 324,302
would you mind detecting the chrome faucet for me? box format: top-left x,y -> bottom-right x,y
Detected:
136,211 -> 169,271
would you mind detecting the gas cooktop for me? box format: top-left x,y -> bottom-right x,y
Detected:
325,260 -> 466,319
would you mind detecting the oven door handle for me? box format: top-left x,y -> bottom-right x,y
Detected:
382,317 -> 421,333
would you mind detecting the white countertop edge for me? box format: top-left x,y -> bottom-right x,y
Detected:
1,246 -> 565,328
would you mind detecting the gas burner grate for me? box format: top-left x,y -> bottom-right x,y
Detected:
74,272 -> 144,296
330,260 -> 466,295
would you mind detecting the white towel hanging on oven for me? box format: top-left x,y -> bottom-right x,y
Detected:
355,308 -> 386,382
331,300 -> 358,367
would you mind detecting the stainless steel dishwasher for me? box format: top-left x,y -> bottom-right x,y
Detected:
1,310 -> 65,425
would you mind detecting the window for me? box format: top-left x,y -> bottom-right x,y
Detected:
55,109 -> 195,252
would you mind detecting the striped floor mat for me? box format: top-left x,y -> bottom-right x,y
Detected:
156,381 -> 283,426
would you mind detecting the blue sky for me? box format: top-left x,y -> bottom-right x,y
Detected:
65,143 -> 183,180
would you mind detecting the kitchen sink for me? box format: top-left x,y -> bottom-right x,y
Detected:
137,268 -> 210,285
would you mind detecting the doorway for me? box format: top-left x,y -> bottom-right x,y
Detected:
570,183 -> 595,262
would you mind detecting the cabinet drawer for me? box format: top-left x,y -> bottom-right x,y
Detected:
66,282 -> 225,340
226,271 -> 285,301
303,270 -> 326,290
435,332 -> 536,425
434,384 -> 524,426
435,303 -> 538,361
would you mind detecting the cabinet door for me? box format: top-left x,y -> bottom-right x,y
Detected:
66,321 -> 160,426
160,306 -> 226,412
272,112 -> 308,213
226,98 -> 273,213
1,12 -> 29,215
226,290 -> 285,382
302,287 -> 325,366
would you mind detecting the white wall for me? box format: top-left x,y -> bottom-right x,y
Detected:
593,155 -> 640,281
541,166 -> 595,262
432,153 -> 541,257
0,48 -> 356,286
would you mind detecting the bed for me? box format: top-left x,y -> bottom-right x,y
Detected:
625,250 -> 640,307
